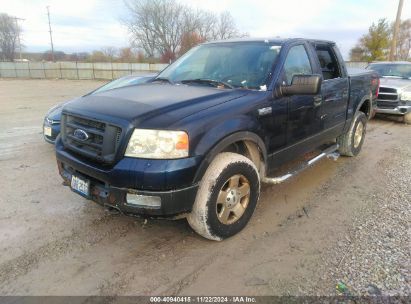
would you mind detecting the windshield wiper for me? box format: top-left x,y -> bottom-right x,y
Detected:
180,78 -> 234,89
152,77 -> 174,84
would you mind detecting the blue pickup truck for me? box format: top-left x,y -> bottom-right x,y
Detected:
56,38 -> 379,240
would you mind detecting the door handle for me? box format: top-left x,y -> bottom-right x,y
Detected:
313,96 -> 322,107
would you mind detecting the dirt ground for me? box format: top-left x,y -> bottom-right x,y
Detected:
0,79 -> 409,296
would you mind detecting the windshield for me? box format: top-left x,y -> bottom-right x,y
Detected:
367,63 -> 411,79
157,42 -> 282,90
92,76 -> 151,94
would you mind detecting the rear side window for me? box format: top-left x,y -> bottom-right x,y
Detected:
283,45 -> 312,85
315,45 -> 342,80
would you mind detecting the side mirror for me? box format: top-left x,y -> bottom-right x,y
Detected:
280,74 -> 322,96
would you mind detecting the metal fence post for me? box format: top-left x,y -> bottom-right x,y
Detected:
76,61 -> 79,80
111,61 -> 114,80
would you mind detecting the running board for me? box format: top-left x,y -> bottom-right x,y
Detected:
262,144 -> 340,185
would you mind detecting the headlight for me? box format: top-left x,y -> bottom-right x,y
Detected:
400,91 -> 411,101
125,129 -> 189,159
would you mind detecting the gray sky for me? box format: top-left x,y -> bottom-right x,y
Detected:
2,0 -> 411,59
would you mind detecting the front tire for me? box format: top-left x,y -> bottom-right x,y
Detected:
187,152 -> 260,241
337,111 -> 367,157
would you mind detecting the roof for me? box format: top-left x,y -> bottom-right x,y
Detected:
203,37 -> 336,45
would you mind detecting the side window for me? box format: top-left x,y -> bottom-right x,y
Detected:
283,45 -> 312,85
315,45 -> 342,80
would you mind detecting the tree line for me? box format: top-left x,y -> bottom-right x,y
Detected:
350,18 -> 411,62
1,0 -> 245,62
124,0 -> 246,62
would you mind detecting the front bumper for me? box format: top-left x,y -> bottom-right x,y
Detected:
375,99 -> 411,116
56,138 -> 201,217
375,105 -> 411,115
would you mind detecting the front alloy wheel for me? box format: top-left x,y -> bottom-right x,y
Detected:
216,174 -> 250,225
187,152 -> 260,241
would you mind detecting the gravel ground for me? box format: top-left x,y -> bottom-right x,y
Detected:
314,146 -> 411,296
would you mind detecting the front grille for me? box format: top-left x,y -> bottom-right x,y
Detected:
61,114 -> 122,164
378,86 -> 399,101
377,101 -> 398,109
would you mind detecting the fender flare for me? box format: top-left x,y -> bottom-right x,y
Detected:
344,94 -> 371,132
355,94 -> 372,118
193,131 -> 267,183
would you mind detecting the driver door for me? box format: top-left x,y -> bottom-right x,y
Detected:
282,44 -> 323,146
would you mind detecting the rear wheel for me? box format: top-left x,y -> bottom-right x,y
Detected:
337,111 -> 367,157
187,152 -> 260,241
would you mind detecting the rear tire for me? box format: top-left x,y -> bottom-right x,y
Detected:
404,112 -> 411,124
337,111 -> 367,157
187,152 -> 260,241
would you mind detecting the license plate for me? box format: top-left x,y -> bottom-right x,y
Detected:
71,175 -> 90,197
44,126 -> 52,137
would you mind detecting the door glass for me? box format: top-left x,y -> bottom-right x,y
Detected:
283,45 -> 312,85
315,45 -> 342,80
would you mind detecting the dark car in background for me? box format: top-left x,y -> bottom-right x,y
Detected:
43,74 -> 155,143
366,62 -> 411,124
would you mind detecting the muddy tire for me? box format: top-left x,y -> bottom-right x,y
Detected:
404,112 -> 411,124
337,111 -> 367,157
187,152 -> 260,241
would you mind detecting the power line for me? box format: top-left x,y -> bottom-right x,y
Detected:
389,0 -> 404,61
46,6 -> 55,61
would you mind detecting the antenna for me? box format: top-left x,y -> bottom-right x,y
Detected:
46,6 -> 55,62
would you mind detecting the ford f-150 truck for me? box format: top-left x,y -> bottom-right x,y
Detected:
56,38 -> 379,241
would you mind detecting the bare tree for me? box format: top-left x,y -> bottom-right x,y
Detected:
124,0 -> 244,61
0,13 -> 21,61
101,46 -> 118,61
396,19 -> 411,60
125,0 -> 187,59
213,12 -> 242,40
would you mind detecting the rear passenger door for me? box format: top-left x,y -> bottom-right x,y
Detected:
313,44 -> 349,130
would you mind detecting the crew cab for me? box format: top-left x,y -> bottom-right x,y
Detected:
55,38 -> 379,240
366,61 -> 411,124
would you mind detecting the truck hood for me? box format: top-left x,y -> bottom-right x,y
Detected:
62,83 -> 248,127
380,77 -> 411,91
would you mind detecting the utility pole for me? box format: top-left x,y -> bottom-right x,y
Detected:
389,0 -> 404,61
12,17 -> 25,60
46,6 -> 55,62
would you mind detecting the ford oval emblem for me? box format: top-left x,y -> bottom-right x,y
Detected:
73,129 -> 89,141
